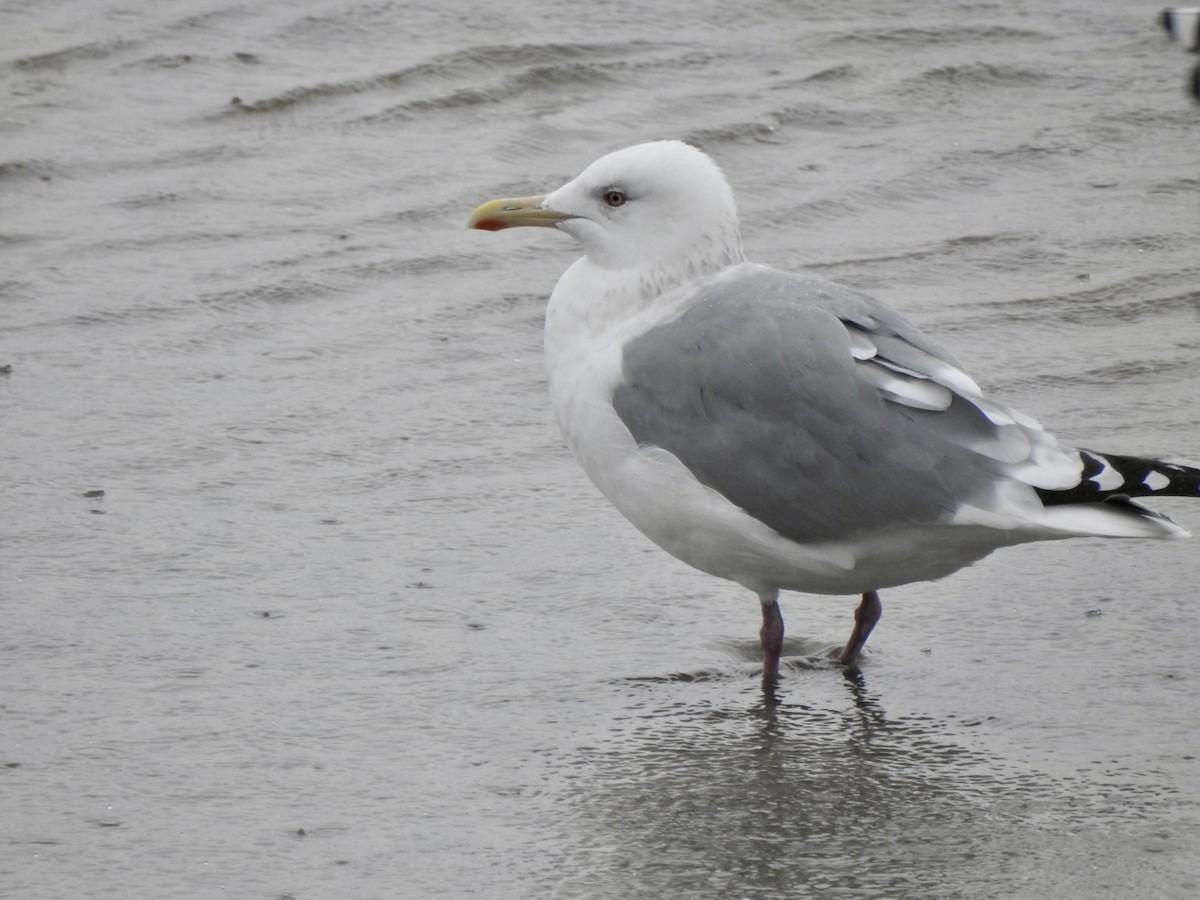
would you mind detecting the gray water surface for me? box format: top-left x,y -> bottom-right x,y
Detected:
3,1 -> 1199,897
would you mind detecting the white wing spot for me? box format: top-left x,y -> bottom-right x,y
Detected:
1143,470 -> 1171,492
1088,458 -> 1125,492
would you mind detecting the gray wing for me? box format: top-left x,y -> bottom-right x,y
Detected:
610,266 -> 1064,545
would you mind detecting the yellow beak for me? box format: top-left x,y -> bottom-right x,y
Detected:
466,195 -> 571,231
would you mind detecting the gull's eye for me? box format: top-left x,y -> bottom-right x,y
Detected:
602,189 -> 627,208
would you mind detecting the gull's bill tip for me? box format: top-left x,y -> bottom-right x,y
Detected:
467,195 -> 567,231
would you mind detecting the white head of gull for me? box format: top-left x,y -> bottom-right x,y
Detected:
469,140 -> 1198,679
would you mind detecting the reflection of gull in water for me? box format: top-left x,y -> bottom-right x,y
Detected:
537,673 -> 1179,898
1160,8 -> 1200,99
470,140 -> 1200,677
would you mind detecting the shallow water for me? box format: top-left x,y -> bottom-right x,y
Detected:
2,1 -> 1199,897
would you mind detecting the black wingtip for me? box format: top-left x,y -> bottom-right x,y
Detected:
1036,450 -> 1200,506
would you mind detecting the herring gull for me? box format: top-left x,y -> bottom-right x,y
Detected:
468,140 -> 1199,678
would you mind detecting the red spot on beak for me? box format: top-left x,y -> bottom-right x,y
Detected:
472,219 -> 507,232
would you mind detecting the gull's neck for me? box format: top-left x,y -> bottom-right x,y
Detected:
545,230 -> 745,362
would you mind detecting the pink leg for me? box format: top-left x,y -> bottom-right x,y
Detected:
840,590 -> 882,665
760,596 -> 784,677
